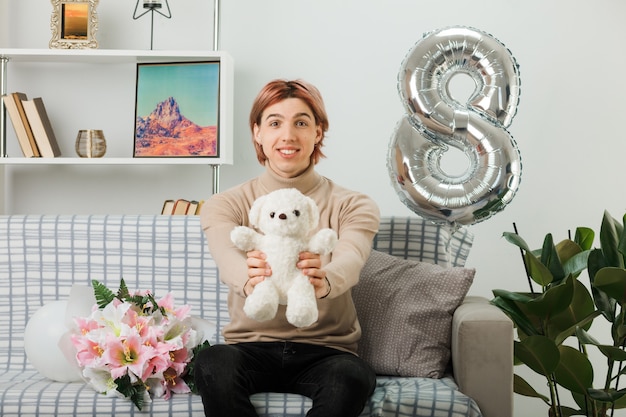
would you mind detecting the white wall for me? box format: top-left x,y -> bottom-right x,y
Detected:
3,1 -> 626,415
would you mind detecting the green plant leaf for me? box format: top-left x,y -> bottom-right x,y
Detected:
587,387 -> 626,404
595,267 -> 626,305
620,213 -> 626,261
552,405 -> 588,417
514,335 -> 560,377
117,278 -> 131,301
541,234 -> 566,284
554,345 -> 594,395
513,373 -> 550,403
114,374 -> 146,410
183,340 -> 212,394
502,231 -> 532,252
614,388 -> 626,408
491,293 -> 540,336
555,239 -> 582,265
588,248 -> 617,323
553,310 -> 601,347
600,210 -> 625,269
525,275 -> 574,320
576,327 -> 626,362
562,250 -> 590,279
92,279 -> 115,309
547,279 -> 596,343
574,227 -> 595,251
526,251 -> 554,287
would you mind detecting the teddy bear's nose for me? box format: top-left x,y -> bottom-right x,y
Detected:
279,213 -> 287,220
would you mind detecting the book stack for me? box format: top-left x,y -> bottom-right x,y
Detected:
161,199 -> 204,215
1,92 -> 61,158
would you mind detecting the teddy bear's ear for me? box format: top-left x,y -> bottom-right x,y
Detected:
306,196 -> 320,230
248,194 -> 266,227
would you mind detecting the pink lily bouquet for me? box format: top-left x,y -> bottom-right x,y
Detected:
70,279 -> 210,410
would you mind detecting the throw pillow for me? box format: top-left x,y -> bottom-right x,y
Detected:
352,250 -> 475,378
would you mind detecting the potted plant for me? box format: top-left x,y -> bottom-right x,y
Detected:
492,210 -> 626,417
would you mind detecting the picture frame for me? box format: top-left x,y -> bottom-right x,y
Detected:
133,61 -> 222,158
49,0 -> 99,49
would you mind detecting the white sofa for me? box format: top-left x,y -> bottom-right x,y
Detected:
0,215 -> 513,417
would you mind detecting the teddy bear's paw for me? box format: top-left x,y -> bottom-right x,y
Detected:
308,228 -> 338,255
244,296 -> 278,322
230,226 -> 259,252
243,281 -> 280,322
286,303 -> 318,328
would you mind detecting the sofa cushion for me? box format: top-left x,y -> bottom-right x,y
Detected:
353,250 -> 475,378
372,216 -> 474,267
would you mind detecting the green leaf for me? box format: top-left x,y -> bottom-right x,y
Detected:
117,278 -> 131,301
114,374 -> 146,410
526,251 -> 554,287
595,267 -> 626,305
183,340 -> 212,394
574,227 -> 595,251
553,310 -> 601,347
553,345 -> 594,395
552,405 -> 588,417
587,387 -> 626,404
576,327 -> 626,361
588,248 -> 617,322
541,234 -> 566,284
514,335 -> 560,377
547,279 -> 596,343
620,213 -> 626,261
502,231 -> 532,252
92,279 -> 115,309
525,275 -> 574,320
513,373 -> 550,403
491,292 -> 541,336
562,250 -> 590,279
600,210 -> 624,269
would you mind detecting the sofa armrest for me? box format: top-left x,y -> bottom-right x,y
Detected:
451,296 -> 513,417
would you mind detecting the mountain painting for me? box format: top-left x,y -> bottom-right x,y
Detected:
134,61 -> 220,157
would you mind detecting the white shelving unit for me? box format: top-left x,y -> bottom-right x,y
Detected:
0,48 -> 234,213
0,48 -> 234,165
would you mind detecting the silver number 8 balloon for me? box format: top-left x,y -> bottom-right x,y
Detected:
388,26 -> 522,229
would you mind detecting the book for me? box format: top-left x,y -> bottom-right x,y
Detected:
172,199 -> 191,215
161,200 -> 175,214
187,200 -> 200,215
21,97 -> 62,158
162,199 -> 202,215
196,200 -> 204,215
2,92 -> 40,157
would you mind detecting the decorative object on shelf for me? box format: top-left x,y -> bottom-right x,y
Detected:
75,129 -> 106,158
133,61 -> 222,158
133,0 -> 172,50
50,0 -> 99,49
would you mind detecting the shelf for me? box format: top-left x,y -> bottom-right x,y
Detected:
0,48 -> 231,64
0,48 -> 234,166
0,157 -> 226,165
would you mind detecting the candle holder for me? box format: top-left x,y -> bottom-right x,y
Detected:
133,0 -> 172,50
75,129 -> 106,158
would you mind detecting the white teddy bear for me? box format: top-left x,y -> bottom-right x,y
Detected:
230,188 -> 338,328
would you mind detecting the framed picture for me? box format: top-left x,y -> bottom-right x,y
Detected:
49,0 -> 99,49
133,61 -> 222,158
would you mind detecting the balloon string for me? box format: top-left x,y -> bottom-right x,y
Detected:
443,222 -> 460,261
